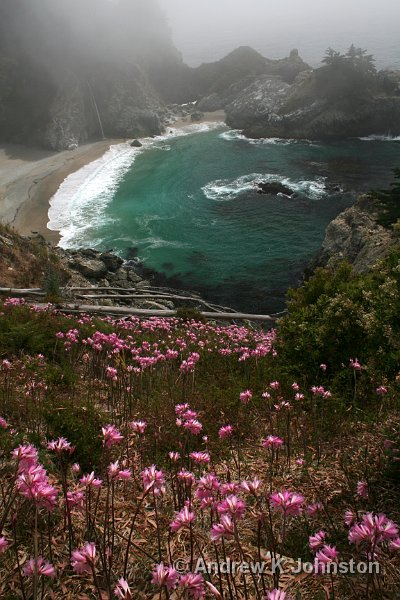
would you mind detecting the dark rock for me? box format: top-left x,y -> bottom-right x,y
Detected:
190,111 -> 204,122
71,257 -> 108,280
100,252 -> 123,272
256,181 -> 294,196
130,139 -> 142,147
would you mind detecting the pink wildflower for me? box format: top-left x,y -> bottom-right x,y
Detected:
151,563 -> 178,590
241,478 -> 262,495
262,435 -> 284,449
129,420 -> 147,434
270,490 -> 304,517
170,505 -> 196,532
47,437 -> 74,454
239,389 -> 252,403
389,537 -> 400,551
0,537 -> 9,553
183,419 -> 203,435
179,572 -> 205,599
315,544 -> 338,566
22,557 -> 55,578
190,451 -> 210,465
350,358 -> 361,371
0,417 -> 9,429
210,514 -> 235,542
309,530 -> 326,551
142,465 -> 165,496
217,495 -> 246,520
218,425 -> 234,439
266,591 -> 292,600
356,481 -> 369,499
71,542 -> 97,574
114,577 -> 132,599
102,424 -> 123,448
80,472 -> 103,488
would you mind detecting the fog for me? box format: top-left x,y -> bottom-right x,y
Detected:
159,0 -> 400,68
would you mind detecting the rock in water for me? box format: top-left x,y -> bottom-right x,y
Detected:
256,181 -> 293,196
130,139 -> 142,147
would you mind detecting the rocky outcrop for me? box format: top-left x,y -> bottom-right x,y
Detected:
225,62 -> 400,140
313,195 -> 398,273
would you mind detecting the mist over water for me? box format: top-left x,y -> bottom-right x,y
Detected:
159,0 -> 400,68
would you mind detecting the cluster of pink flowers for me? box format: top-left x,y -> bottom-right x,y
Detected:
262,435 -> 284,449
71,542 -> 97,574
101,424 -> 123,448
142,465 -> 165,496
175,403 -> 203,435
239,389 -> 252,403
348,512 -> 399,549
14,444 -> 58,512
270,490 -> 304,517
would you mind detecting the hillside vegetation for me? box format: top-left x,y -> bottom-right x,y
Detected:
0,242 -> 399,598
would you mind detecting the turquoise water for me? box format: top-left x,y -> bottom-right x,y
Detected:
49,127 -> 400,312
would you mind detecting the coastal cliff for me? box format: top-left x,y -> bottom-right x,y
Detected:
225,50 -> 400,139
313,194 -> 399,273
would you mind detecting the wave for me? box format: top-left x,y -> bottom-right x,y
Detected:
48,122 -> 224,248
219,129 -> 317,146
202,173 -> 327,202
358,134 -> 400,142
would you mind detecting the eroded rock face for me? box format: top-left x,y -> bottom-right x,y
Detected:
313,196 -> 397,273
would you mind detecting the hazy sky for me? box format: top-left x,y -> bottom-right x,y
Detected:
158,0 -> 400,68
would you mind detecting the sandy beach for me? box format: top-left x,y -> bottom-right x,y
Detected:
0,110 -> 226,245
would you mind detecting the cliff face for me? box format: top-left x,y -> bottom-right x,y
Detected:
225,58 -> 400,139
313,195 -> 398,273
0,0 -> 176,150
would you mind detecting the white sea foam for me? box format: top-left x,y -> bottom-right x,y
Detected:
48,121 -> 224,248
202,173 -> 327,202
219,129 -> 317,146
358,134 -> 400,142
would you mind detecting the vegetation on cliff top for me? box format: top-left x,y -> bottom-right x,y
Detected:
0,241 -> 399,598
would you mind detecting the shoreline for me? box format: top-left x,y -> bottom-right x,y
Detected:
0,110 -> 226,246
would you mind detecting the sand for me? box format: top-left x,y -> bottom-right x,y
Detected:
0,110 -> 226,244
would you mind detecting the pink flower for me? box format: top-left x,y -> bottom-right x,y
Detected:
218,425 -> 234,439
239,389 -> 252,403
262,435 -> 284,449
356,481 -> 369,499
151,563 -> 178,590
17,465 -> 58,511
349,512 -> 399,547
217,495 -> 246,520
241,478 -> 262,495
0,417 -> 9,429
266,590 -> 292,600
168,451 -> 180,462
320,364 -> 327,372
350,358 -> 361,371
344,510 -> 356,526
376,386 -> 388,395
307,503 -> 323,517
0,537 -> 9,553
205,581 -> 223,598
80,472 -> 103,488
179,572 -> 205,599
315,544 -> 338,566
142,465 -> 165,496
190,451 -> 210,464
102,424 -> 123,448
47,437 -> 74,454
309,530 -> 326,551
22,557 -> 55,578
114,577 -> 132,599
270,381 -> 280,390
170,505 -> 196,532
71,463 -> 81,473
270,491 -> 304,517
389,537 -> 400,551
177,469 -> 196,485
291,382 -> 299,391
12,444 -> 38,472
129,420 -> 147,434
71,542 -> 97,574
183,419 -> 203,435
66,490 -> 85,511
210,514 -> 235,542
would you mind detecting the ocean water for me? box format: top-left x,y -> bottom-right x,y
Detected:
48,125 -> 400,313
